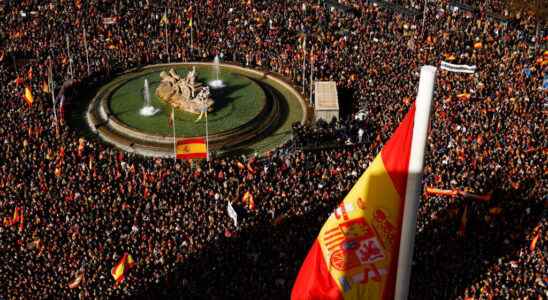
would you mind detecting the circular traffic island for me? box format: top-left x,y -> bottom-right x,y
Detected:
87,63 -> 308,157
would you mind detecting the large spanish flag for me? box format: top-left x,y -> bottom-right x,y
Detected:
292,66 -> 436,300
176,138 -> 207,160
111,252 -> 135,285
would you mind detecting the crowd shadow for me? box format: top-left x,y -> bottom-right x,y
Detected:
409,187 -> 543,299
129,199 -> 334,300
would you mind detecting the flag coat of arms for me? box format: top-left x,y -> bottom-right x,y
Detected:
176,138 -> 207,160
292,104 -> 417,300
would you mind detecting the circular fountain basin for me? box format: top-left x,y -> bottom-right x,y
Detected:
86,62 -> 308,157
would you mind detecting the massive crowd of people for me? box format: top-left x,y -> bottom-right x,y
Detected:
0,0 -> 545,299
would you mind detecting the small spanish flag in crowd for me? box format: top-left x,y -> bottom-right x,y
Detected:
111,252 -> 135,285
457,92 -> 471,101
23,86 -> 34,106
68,273 -> 84,289
292,102 -> 423,299
3,207 -> 21,226
41,81 -> 49,93
242,191 -> 255,210
160,13 -> 169,25
176,138 -> 207,160
3,207 -> 24,232
530,231 -> 541,252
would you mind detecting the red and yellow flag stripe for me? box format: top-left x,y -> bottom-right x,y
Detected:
176,138 -> 207,160
23,86 -> 33,106
292,105 -> 416,300
111,252 -> 135,285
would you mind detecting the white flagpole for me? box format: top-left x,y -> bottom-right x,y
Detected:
83,27 -> 90,76
309,46 -> 314,105
165,8 -> 170,63
395,65 -> 437,300
205,110 -> 209,161
172,107 -> 177,162
302,35 -> 306,93
48,58 -> 58,133
65,35 -> 73,80
422,1 -> 427,35
190,20 -> 193,58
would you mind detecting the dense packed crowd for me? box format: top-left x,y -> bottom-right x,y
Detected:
0,0 -> 546,299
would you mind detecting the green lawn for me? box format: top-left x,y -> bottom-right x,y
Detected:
109,65 -> 266,137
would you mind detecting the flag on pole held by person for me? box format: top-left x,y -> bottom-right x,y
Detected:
187,6 -> 193,27
23,86 -> 33,106
227,201 -> 238,227
160,13 -> 169,26
176,138 -> 207,160
111,252 -> 135,285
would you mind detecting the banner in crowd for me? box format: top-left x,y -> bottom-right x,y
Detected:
176,138 -> 207,160
292,105 -> 417,300
111,252 -> 135,285
227,201 -> 238,227
440,61 -> 476,74
425,187 -> 491,201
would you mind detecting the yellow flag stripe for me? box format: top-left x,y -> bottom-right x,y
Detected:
176,143 -> 207,154
317,154 -> 401,299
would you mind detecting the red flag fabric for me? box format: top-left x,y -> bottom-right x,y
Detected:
530,232 -> 540,252
292,105 -> 416,300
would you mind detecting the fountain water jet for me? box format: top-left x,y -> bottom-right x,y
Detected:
208,55 -> 225,89
139,79 -> 160,116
